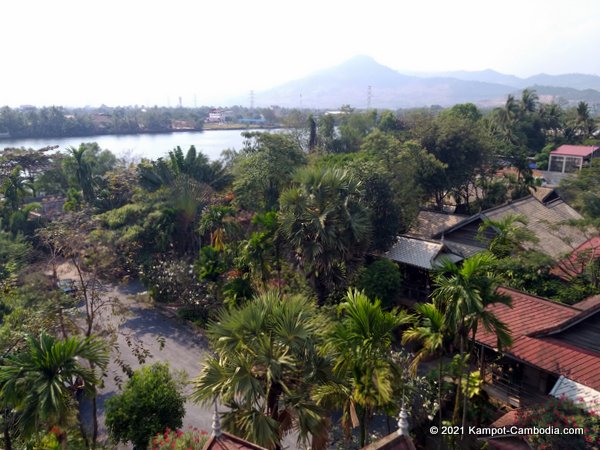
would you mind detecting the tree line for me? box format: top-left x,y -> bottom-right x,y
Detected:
0,91 -> 599,448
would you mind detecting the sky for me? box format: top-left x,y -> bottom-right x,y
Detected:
3,0 -> 600,107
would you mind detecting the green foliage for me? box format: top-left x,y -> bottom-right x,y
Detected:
150,427 -> 210,450
231,132 -> 307,211
560,163 -> 600,219
279,167 -> 371,303
196,245 -> 226,282
145,256 -> 212,310
515,397 -> 600,449
315,289 -> 410,447
0,230 -> 31,287
0,333 -> 108,436
105,363 -> 186,449
192,292 -> 330,450
355,259 -> 403,309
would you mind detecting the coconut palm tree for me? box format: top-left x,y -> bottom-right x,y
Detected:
431,253 -> 512,433
314,289 -> 410,447
520,89 -> 539,115
191,292 -> 330,450
279,168 -> 371,304
402,303 -> 447,439
0,333 -> 108,445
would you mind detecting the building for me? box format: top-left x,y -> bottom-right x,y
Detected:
383,190 -> 590,301
547,145 -> 600,173
474,287 -> 600,409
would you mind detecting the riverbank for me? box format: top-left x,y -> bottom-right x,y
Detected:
0,124 -> 282,142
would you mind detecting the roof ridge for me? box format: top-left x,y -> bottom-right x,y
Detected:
497,286 -> 582,312
398,234 -> 443,245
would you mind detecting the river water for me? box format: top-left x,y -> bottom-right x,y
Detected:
0,129 -> 281,161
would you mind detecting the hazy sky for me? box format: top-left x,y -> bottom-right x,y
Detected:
3,0 -> 600,107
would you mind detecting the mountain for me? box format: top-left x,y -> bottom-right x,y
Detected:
241,56 -> 600,109
431,70 -> 600,91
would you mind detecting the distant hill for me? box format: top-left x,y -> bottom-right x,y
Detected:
236,56 -> 600,109
436,69 -> 600,91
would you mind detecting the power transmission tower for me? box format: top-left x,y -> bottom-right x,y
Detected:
250,90 -> 255,110
178,96 -> 182,108
367,85 -> 372,110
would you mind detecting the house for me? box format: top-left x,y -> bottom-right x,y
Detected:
383,191 -> 590,301
205,109 -> 225,123
473,287 -> 600,409
547,145 -> 600,173
435,193 -> 585,260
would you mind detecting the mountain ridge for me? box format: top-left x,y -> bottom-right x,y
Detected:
231,56 -> 600,109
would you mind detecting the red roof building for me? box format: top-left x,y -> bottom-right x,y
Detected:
474,287 -> 600,401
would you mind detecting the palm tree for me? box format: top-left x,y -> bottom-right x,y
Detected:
67,145 -> 95,203
575,101 -> 596,139
402,303 -> 447,440
279,168 -> 371,304
315,289 -> 410,447
0,333 -> 108,445
520,89 -> 539,115
1,166 -> 26,213
431,253 -> 512,433
478,213 -> 538,257
198,204 -> 238,251
191,292 -> 330,450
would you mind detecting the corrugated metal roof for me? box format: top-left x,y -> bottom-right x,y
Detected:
408,211 -> 468,239
550,145 -> 599,157
385,236 -> 444,269
550,375 -> 600,414
482,196 -> 585,259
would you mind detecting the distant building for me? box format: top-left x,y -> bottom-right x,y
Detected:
547,144 -> 600,173
205,109 -> 225,123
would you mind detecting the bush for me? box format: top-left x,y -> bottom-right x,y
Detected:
105,363 -> 186,449
515,397 -> 600,449
151,427 -> 209,450
355,259 -> 403,308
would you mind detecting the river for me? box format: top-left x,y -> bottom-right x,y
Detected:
0,129 -> 282,161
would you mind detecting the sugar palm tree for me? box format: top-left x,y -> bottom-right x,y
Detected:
279,168 -> 371,304
191,292 -> 330,450
314,289 -> 410,447
0,333 -> 108,445
402,303 -> 447,438
432,253 -> 512,433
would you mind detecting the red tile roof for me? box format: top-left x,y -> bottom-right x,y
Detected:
550,236 -> 600,280
475,287 -> 580,348
573,295 -> 600,311
474,287 -> 600,390
550,145 -> 599,157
